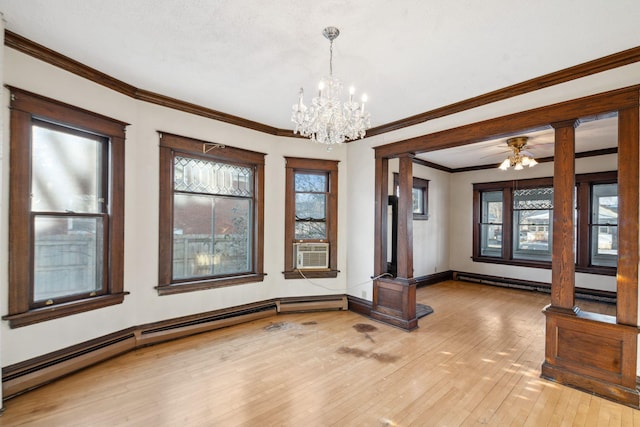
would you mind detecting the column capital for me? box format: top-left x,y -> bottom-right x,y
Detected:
550,119 -> 579,129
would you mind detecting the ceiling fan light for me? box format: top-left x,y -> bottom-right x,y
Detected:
528,158 -> 538,167
499,158 -> 511,170
521,156 -> 531,166
514,162 -> 524,171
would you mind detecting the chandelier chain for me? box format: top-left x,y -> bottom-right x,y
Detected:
329,39 -> 333,77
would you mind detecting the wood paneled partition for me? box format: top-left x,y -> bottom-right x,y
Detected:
371,154 -> 418,330
374,85 -> 640,407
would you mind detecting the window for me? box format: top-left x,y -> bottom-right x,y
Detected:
512,187 -> 553,261
393,173 -> 430,220
473,172 -> 616,275
479,191 -> 503,257
4,88 -> 127,328
284,157 -> 338,279
590,183 -> 617,267
158,133 -> 265,295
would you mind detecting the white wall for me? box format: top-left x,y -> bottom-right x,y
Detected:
0,48 -> 351,366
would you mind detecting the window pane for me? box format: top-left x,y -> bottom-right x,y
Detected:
412,187 -> 424,214
31,124 -> 103,213
480,224 -> 502,256
173,194 -> 252,279
480,191 -> 502,256
591,225 -> 618,267
592,184 -> 617,225
34,215 -> 103,301
174,156 -> 253,197
295,172 -> 327,192
295,193 -> 326,220
513,209 -> 551,260
295,221 -> 327,240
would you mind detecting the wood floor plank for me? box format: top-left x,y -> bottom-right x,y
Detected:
0,280 -> 635,426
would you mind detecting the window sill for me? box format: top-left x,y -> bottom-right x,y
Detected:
2,293 -> 128,328
283,270 -> 339,279
157,273 -> 266,296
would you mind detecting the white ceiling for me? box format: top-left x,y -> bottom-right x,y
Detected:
0,1 -> 638,168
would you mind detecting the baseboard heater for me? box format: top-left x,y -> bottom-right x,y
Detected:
2,330 -> 137,399
2,296 -> 349,400
453,271 -> 616,304
136,302 -> 277,346
276,295 -> 348,313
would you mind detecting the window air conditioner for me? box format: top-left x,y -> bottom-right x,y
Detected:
294,243 -> 329,269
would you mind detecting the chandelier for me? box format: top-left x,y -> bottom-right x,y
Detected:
499,136 -> 538,171
291,27 -> 371,147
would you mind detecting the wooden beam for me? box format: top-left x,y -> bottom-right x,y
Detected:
374,86 -> 639,159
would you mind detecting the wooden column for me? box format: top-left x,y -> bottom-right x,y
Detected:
373,156 -> 389,277
396,154 -> 414,280
548,120 -> 578,314
616,106 -> 639,327
542,108 -> 640,407
371,153 -> 417,331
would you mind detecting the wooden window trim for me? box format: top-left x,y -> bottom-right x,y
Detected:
284,157 -> 339,279
472,171 -> 617,276
157,132 -> 266,295
3,87 -> 128,328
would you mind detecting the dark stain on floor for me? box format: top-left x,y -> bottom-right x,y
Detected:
263,322 -> 289,331
337,346 -> 399,363
302,321 -> 318,326
353,323 -> 378,333
353,323 -> 378,342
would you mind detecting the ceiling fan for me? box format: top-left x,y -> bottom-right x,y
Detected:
498,136 -> 538,170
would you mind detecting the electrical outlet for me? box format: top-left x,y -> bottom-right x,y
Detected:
361,290 -> 367,299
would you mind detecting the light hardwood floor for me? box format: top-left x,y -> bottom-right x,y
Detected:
0,280 -> 637,426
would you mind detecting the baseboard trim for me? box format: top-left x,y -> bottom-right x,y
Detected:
415,270 -> 454,287
2,295 -> 346,400
453,271 -> 617,304
346,295 -> 372,317
542,362 -> 640,408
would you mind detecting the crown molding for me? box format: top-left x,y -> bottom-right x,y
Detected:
4,30 -> 297,137
367,45 -> 640,137
6,30 -> 640,140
